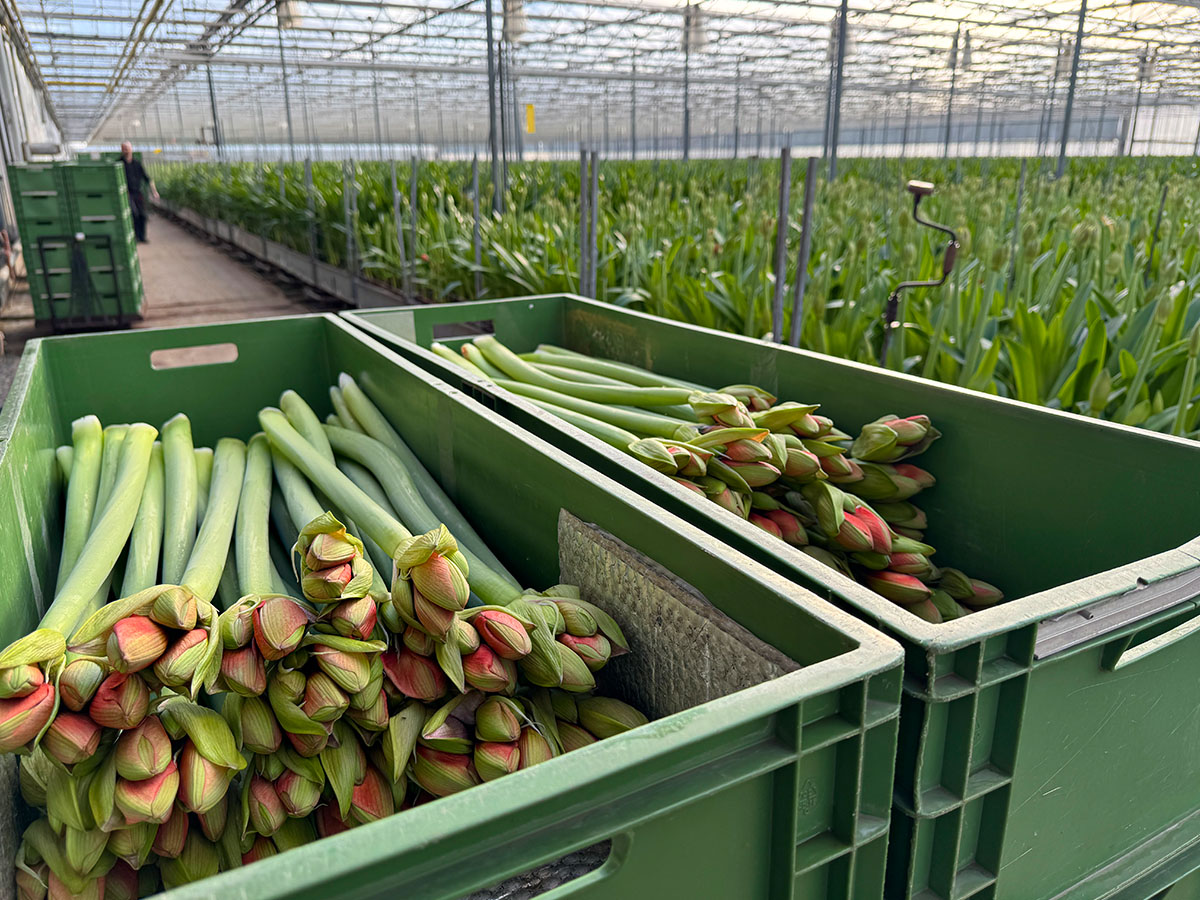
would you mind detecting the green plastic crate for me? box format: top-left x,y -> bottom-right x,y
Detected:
346,294 -> 1200,900
0,314 -> 903,900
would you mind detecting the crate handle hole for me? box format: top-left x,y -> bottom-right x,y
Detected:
466,839 -> 614,899
150,343 -> 239,370
433,319 -> 494,339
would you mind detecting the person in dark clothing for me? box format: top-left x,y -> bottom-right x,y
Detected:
121,141 -> 158,243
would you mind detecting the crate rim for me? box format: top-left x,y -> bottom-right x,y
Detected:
343,294 -> 1200,653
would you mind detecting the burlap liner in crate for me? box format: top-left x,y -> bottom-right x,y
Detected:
468,511 -> 799,900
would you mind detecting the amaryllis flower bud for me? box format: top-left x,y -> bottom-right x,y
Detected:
303,671 -> 349,723
220,644 -> 267,697
475,741 -> 520,781
114,761 -> 179,824
382,649 -> 447,702
275,769 -> 322,818
48,871 -> 102,900
349,656 -> 383,710
256,751 -> 285,781
553,600 -> 597,638
195,794 -> 228,841
152,804 -> 189,859
286,727 -> 330,758
241,835 -> 278,865
821,454 -> 864,484
221,601 -> 255,649
966,578 -> 1004,609
712,484 -> 748,517
475,696 -> 523,743
834,513 -> 874,553
558,720 -> 597,752
153,628 -> 209,687
889,552 -> 935,578
90,673 -> 149,730
464,644 -> 515,694
413,591 -> 456,640
908,598 -> 943,624
557,642 -> 596,693
159,833 -> 219,889
559,633 -> 611,673
349,766 -> 395,824
59,658 -> 104,711
874,501 -> 927,530
301,563 -> 355,603
0,664 -> 44,699
891,463 -> 935,489
240,696 -> 282,754
690,391 -> 756,428
550,690 -> 578,723
454,619 -> 481,655
725,460 -> 781,489
849,506 -> 892,554
347,688 -> 389,732
104,861 -> 138,900
64,824 -> 108,874
890,415 -> 931,445
669,476 -> 707,496
720,384 -> 777,412
722,438 -> 772,464
516,727 -> 554,769
0,682 -> 55,752
107,616 -> 168,674
937,567 -> 973,601
107,821 -> 156,869
412,745 -> 481,797
419,711 -> 472,754
403,626 -> 436,656
178,741 -> 234,814
762,509 -> 807,546
248,775 -> 287,836
577,696 -> 648,739
330,596 -> 378,641
782,440 -> 822,480
866,571 -> 932,605
314,804 -> 352,838
748,512 -> 783,539
150,586 -> 198,631
315,648 -> 371,694
411,553 -> 470,611
474,610 -> 532,660
43,711 -> 102,766
253,596 -> 309,661
115,716 -> 172,780
305,531 -> 357,568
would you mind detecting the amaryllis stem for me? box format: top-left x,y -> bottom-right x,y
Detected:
162,414 -> 199,586
54,416 -> 102,595
121,442 -> 165,597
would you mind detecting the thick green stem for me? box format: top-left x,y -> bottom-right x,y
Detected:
216,549 -> 241,610
281,389 -> 334,460
494,378 -> 691,438
270,449 -> 325,529
337,374 -> 506,571
195,447 -> 214,523
474,336 -> 693,407
530,362 -> 628,387
162,414 -> 199,585
461,343 -> 506,379
329,387 -> 364,433
431,342 -> 488,378
529,345 -> 707,391
43,423 -> 157,636
335,459 -> 401,577
181,438 -> 246,604
93,425 -> 129,524
236,435 -> 275,597
55,416 -> 103,595
55,446 -> 73,485
121,443 -> 165,597
519,398 -> 639,449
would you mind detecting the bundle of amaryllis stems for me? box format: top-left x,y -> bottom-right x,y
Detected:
432,337 -> 1002,625
0,375 -> 646,899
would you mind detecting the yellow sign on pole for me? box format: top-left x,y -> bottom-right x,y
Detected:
525,104 -> 536,134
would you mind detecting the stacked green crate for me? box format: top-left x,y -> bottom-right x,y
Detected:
61,162 -> 144,319
7,164 -> 69,319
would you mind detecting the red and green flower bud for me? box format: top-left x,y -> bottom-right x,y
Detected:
413,590 -> 456,641
762,509 -> 807,546
274,769 -> 322,818
874,501 -> 927,530
347,688 -> 389,731
195,794 -> 228,841
314,805 -> 351,838
889,415 -> 932,446
178,741 -> 234,814
711,484 -> 748,517
63,823 -> 109,875
577,696 -> 649,739
248,774 -> 287,837
0,664 -> 44,699
115,716 -> 172,780
419,711 -> 472,754
557,643 -> 597,692
475,741 -> 521,781
474,610 -> 532,660
107,616 -> 168,674
349,766 -> 395,824
47,872 -> 102,900
152,804 -> 189,859
349,657 -> 384,710
220,644 -> 267,696
889,552 -> 935,578
721,437 -> 772,464
833,512 -> 874,553
220,601 -> 255,649
306,531 -> 357,568
454,619 -> 481,655
558,720 -> 598,752
930,590 -> 970,622
550,690 -> 578,723
749,512 -> 782,539
908,598 -> 943,624
725,460 -> 781,489
42,710 -> 101,766
669,476 -> 707,496
104,861 -> 138,900
271,667 -> 306,702
0,682 -> 56,752
301,563 -> 356,603
552,600 -> 597,638
412,745 -> 481,797
285,727 -> 330,758
782,441 -> 823,480
936,568 -> 973,601
965,579 -> 1004,609
403,626 -> 436,656
516,727 -> 554,769
152,629 -> 208,687
315,648 -> 371,694
866,571 -> 932,605
475,695 -> 523,743
464,644 -> 516,693
240,696 -> 282,754
253,596 -> 309,661
241,835 -> 278,865
411,553 -> 471,612
559,633 -> 611,673
721,384 -> 777,412
16,863 -> 47,900
159,833 -> 219,889
690,391 -> 756,428
330,596 -> 378,641
382,648 -> 448,702
256,751 -> 285,781
891,463 -> 935,489
150,586 -> 198,631
115,760 -> 179,824
106,822 -> 156,869
303,672 -> 349,723
59,658 -> 104,711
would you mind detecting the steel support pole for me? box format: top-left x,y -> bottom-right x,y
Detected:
789,156 -> 818,347
756,90 -> 763,156
1193,111 -> 1200,155
1056,0 -> 1086,179
589,151 -> 599,298
682,7 -> 691,160
1126,77 -> 1143,156
471,154 -> 482,297
733,60 -> 741,159
205,62 -> 223,161
578,149 -> 590,295
370,49 -> 384,161
943,26 -> 959,158
484,0 -> 502,214
277,25 -> 296,162
390,160 -> 411,298
827,0 -> 848,180
630,57 -> 637,160
770,147 -> 791,343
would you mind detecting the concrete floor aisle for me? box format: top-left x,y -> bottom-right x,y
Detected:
0,214 -> 322,405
